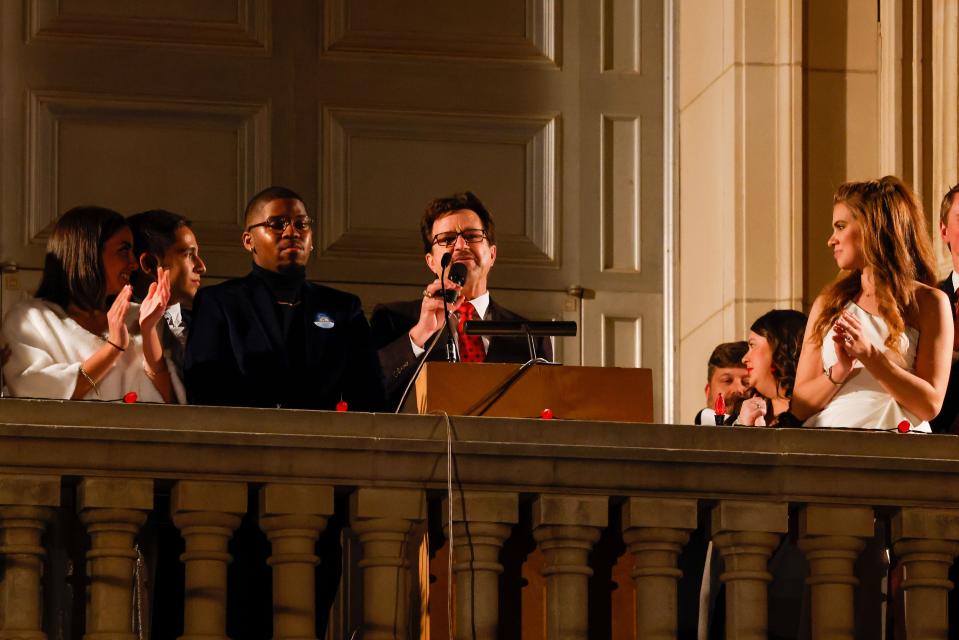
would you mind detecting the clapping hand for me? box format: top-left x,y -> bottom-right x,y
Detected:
737,396 -> 768,426
833,310 -> 874,361
139,267 -> 171,333
107,285 -> 133,350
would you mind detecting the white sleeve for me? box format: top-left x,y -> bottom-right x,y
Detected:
2,305 -> 81,400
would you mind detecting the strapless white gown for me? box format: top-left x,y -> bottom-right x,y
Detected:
803,301 -> 930,432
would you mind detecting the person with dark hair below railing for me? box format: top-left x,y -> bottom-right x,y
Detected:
792,176 -> 951,432
697,309 -> 808,640
930,183 -> 959,434
183,185 -> 385,411
1,206 -> 182,403
128,209 -> 206,378
370,191 -> 552,409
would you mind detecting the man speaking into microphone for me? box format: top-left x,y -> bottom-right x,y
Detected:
371,191 -> 553,408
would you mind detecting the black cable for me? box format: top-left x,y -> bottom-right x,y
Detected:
393,328 -> 447,413
463,357 -> 551,417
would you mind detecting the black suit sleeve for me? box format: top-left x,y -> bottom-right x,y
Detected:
370,304 -> 422,408
340,300 -> 387,413
184,289 -> 244,406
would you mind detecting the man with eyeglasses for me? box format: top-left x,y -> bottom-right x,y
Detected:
371,191 -> 552,407
184,185 -> 385,412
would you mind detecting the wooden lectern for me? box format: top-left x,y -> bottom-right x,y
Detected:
410,361 -> 654,422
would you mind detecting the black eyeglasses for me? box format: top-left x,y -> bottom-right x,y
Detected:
247,217 -> 312,233
431,228 -> 487,248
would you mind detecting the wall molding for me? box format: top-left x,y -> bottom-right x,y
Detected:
25,90 -> 270,248
323,0 -> 557,64
26,0 -> 271,53
931,0 -> 959,272
320,106 -> 559,269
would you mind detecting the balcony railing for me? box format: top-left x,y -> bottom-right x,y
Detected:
1,398 -> 959,639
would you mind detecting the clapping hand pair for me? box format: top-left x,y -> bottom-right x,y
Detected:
105,267 -> 172,349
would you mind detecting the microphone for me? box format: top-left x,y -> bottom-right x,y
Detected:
439,252 -> 459,362
436,262 -> 467,303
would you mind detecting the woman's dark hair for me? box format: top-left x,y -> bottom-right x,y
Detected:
750,309 -> 808,399
35,206 -> 128,311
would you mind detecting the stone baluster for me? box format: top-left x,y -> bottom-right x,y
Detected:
797,504 -> 873,640
621,497 -> 697,640
172,481 -> 246,640
0,474 -> 60,640
259,484 -> 333,640
891,507 -> 959,640
531,494 -> 608,640
710,500 -> 787,640
350,488 -> 426,640
78,477 -> 153,640
441,491 -> 518,640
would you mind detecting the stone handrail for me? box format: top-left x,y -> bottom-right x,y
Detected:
0,398 -> 958,639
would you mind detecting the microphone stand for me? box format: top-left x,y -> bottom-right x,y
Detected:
393,251 -> 457,413
439,253 -> 459,362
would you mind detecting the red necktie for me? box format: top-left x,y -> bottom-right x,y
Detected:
456,302 -> 486,363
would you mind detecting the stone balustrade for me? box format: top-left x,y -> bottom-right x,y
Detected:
1,398 -> 959,639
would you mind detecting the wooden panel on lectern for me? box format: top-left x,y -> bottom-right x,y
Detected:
414,362 -> 653,422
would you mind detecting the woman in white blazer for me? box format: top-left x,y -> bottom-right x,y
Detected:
1,206 -> 183,403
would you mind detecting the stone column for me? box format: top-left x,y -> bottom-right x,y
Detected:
710,500 -> 788,640
259,484 -> 333,640
0,475 -> 60,640
441,491 -> 518,640
78,477 -> 153,640
891,507 -> 959,640
797,504 -> 873,640
171,481 -> 246,640
531,494 -> 607,640
621,497 -> 697,640
350,488 -> 426,640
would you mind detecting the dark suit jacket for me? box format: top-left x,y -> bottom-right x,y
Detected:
931,275 -> 959,434
370,296 -> 554,408
184,272 -> 385,411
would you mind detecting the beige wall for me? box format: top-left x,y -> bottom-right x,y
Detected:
676,0 -> 803,420
803,0 -> 880,307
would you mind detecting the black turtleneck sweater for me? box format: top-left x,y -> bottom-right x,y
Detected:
249,263 -> 308,386
250,263 -> 305,336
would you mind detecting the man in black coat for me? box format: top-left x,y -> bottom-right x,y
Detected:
371,191 -> 552,409
932,183 -> 959,435
184,186 -> 385,412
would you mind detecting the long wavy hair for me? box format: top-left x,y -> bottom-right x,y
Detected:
751,309 -> 807,399
811,176 -> 937,352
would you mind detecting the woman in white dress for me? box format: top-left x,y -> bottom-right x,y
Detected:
1,206 -> 184,403
792,176 -> 951,431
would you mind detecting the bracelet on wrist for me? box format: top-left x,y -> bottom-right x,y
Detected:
105,339 -> 125,352
143,362 -> 168,380
825,365 -> 843,386
78,365 -> 102,399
